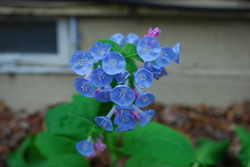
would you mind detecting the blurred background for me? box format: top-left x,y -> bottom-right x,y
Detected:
1,0 -> 250,113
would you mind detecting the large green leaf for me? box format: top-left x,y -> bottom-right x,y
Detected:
7,132 -> 90,167
38,154 -> 90,167
125,155 -> 175,167
98,39 -> 122,54
120,122 -> 196,167
124,43 -> 144,63
195,137 -> 230,166
46,94 -> 102,141
236,126 -> 250,167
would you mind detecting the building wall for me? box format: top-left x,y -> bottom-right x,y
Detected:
1,15 -> 250,112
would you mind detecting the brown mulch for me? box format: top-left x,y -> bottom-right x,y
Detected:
0,100 -> 250,167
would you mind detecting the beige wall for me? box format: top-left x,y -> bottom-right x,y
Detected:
1,16 -> 250,112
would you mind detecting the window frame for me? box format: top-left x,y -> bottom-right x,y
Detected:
0,16 -> 77,73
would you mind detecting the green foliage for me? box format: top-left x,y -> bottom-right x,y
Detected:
46,94 -> 103,141
106,122 -> 197,167
194,137 -> 230,166
236,126 -> 250,167
124,43 -> 144,63
7,132 -> 90,167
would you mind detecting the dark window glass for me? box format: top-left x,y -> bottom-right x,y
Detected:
0,20 -> 57,54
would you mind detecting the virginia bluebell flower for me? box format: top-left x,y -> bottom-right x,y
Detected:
134,68 -> 153,88
126,33 -> 140,45
115,105 -> 134,112
95,86 -> 112,102
156,46 -> 174,67
89,42 -> 111,60
114,112 -> 137,132
94,105 -> 116,131
70,50 -> 93,76
153,67 -> 168,80
76,137 -> 94,156
132,105 -> 155,127
110,33 -> 125,47
90,67 -> 113,87
74,77 -> 95,97
110,85 -> 135,106
102,51 -> 126,75
134,84 -> 155,108
137,36 -> 161,61
115,70 -> 130,84
143,61 -> 161,74
171,43 -> 181,64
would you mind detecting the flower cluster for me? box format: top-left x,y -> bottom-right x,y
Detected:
70,27 -> 181,133
76,135 -> 107,158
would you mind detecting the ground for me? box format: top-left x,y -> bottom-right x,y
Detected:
0,100 -> 249,167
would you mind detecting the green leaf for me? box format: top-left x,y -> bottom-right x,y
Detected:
195,137 -> 230,166
125,58 -> 138,74
236,126 -> 250,167
7,135 -> 45,167
125,155 -> 175,167
121,122 -> 196,167
46,94 -> 102,141
32,131 -> 77,159
38,154 -> 90,167
124,43 -> 144,63
7,132 -> 90,167
98,39 -> 122,54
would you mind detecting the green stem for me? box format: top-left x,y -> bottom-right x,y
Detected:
191,162 -> 201,167
247,159 -> 250,167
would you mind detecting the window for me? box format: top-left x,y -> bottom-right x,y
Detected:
0,16 -> 77,73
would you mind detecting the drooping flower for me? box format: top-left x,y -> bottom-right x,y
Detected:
114,70 -> 130,84
74,77 -> 95,97
89,42 -> 111,60
102,51 -> 126,75
137,36 -> 161,61
134,84 -> 155,108
134,68 -> 153,88
110,85 -> 135,106
143,61 -> 161,74
171,43 -> 181,64
70,50 -> 93,76
132,105 -> 155,127
126,33 -> 140,45
76,137 -> 94,156
153,67 -> 168,80
90,67 -> 113,87
94,106 -> 115,131
95,86 -> 112,102
156,46 -> 174,67
144,27 -> 162,37
114,112 -> 137,132
110,33 -> 125,47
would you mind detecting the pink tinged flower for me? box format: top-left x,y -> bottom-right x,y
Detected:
130,111 -> 141,120
86,151 -> 96,158
94,136 -> 107,151
144,27 -> 162,37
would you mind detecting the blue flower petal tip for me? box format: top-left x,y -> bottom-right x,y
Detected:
89,42 -> 111,60
76,140 -> 94,156
110,33 -> 125,47
90,67 -> 113,87
94,116 -> 113,131
102,51 -> 126,75
70,50 -> 93,76
137,36 -> 161,61
110,85 -> 135,106
135,92 -> 155,108
74,77 -> 95,97
140,109 -> 155,127
134,68 -> 153,88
